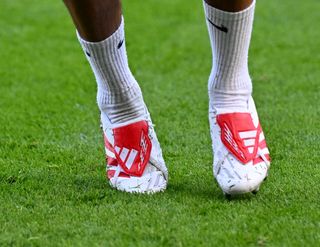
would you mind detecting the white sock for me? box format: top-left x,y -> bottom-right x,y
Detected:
77,17 -> 145,124
203,0 -> 256,111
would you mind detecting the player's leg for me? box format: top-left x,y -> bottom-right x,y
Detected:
63,0 -> 168,193
203,0 -> 271,196
64,0 -> 121,41
205,0 -> 253,12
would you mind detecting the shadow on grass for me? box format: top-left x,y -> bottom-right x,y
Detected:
166,179 -> 256,202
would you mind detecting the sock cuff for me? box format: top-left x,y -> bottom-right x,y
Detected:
76,16 -> 125,58
203,0 -> 255,21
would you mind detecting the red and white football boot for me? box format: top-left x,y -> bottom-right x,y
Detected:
101,110 -> 168,193
209,97 -> 271,196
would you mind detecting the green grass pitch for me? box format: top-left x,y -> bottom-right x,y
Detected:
1,0 -> 319,246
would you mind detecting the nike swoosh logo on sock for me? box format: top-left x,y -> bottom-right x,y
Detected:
117,39 -> 124,49
207,18 -> 228,33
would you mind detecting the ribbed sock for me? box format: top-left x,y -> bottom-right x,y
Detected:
203,0 -> 256,111
77,17 -> 145,124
